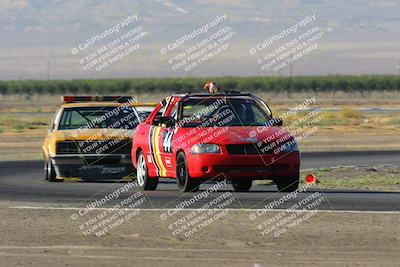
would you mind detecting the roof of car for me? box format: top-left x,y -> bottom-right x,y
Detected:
136,106 -> 156,111
61,102 -> 125,108
60,102 -> 157,108
172,91 -> 254,98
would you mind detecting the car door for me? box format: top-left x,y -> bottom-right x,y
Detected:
138,102 -> 166,178
42,108 -> 62,160
156,98 -> 180,177
144,97 -> 176,178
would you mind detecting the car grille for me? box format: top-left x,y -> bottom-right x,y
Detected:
214,164 -> 289,173
226,144 -> 274,155
56,140 -> 132,155
214,165 -> 269,173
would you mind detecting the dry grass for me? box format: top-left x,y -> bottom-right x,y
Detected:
0,116 -> 50,132
300,165 -> 400,191
340,106 -> 363,119
0,92 -> 400,160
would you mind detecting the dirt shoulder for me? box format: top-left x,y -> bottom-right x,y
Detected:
0,207 -> 399,266
300,165 -> 400,191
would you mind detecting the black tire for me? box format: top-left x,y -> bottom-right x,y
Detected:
274,176 -> 299,192
231,179 -> 252,192
136,151 -> 158,190
176,152 -> 200,192
44,159 -> 58,182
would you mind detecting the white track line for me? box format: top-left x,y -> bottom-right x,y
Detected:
8,205 -> 400,214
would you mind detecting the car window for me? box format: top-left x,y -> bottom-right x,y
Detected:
169,101 -> 179,120
151,98 -> 175,126
158,105 -> 166,116
50,108 -> 61,131
181,97 -> 272,127
58,106 -> 140,130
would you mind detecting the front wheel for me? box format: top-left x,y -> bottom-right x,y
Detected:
176,152 -> 200,192
136,152 -> 158,190
274,176 -> 299,192
44,159 -> 58,182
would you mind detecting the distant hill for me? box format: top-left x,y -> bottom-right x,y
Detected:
0,0 -> 399,80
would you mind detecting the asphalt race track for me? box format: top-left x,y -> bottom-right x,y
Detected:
0,150 -> 399,211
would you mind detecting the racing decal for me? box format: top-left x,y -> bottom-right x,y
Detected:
162,131 -> 174,153
148,126 -> 168,177
148,126 -> 160,176
160,98 -> 167,107
161,97 -> 175,116
153,127 -> 168,177
165,157 -> 172,167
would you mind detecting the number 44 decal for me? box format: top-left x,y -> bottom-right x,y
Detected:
162,131 -> 174,153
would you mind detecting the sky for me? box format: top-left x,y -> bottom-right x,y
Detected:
0,0 -> 399,80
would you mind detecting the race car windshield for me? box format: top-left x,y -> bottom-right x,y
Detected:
58,106 -> 139,130
181,97 -> 272,127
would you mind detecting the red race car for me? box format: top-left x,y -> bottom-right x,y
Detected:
131,91 -> 300,192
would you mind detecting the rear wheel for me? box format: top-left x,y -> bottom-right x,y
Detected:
231,179 -> 252,192
44,159 -> 58,182
176,152 -> 200,192
137,152 -> 158,190
274,176 -> 299,192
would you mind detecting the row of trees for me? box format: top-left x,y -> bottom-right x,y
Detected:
0,75 -> 399,95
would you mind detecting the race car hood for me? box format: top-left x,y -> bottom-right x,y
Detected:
190,126 -> 293,145
51,128 -> 135,141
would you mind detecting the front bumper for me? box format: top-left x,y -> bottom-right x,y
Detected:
186,151 -> 300,180
51,154 -> 133,180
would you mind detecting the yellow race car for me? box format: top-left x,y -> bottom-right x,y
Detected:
42,96 -> 150,182
133,102 -> 158,121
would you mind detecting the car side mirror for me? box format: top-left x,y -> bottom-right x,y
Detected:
274,118 -> 283,126
154,116 -> 176,127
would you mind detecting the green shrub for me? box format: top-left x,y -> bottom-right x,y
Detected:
340,106 -> 363,119
11,121 -> 28,132
0,75 -> 399,95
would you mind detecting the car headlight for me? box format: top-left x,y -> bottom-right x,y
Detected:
280,140 -> 299,153
190,144 -> 221,154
